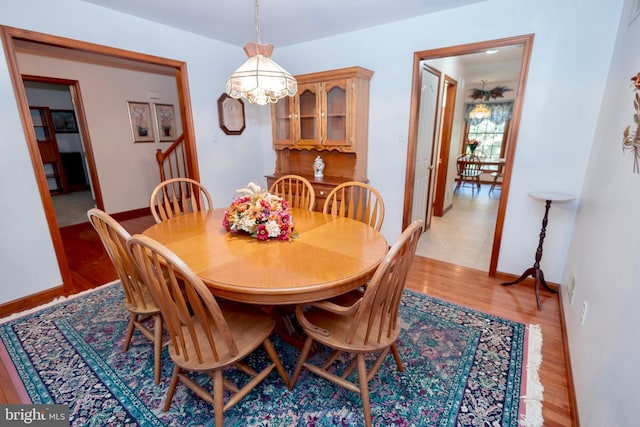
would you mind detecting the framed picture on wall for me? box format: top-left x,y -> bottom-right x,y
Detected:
154,103 -> 177,142
127,101 -> 155,143
51,109 -> 78,133
217,93 -> 245,135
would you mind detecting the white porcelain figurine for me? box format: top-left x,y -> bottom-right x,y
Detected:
313,156 -> 325,178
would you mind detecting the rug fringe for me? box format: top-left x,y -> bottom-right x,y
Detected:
520,323 -> 544,427
0,280 -> 120,324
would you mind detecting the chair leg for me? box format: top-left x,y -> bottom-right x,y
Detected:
390,344 -> 404,372
123,314 -> 137,352
213,369 -> 224,427
357,354 -> 372,427
262,337 -> 290,388
490,176 -> 499,194
289,335 -> 314,390
163,365 -> 181,412
153,314 -> 163,384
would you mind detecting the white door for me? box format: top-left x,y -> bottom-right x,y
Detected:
411,66 -> 440,230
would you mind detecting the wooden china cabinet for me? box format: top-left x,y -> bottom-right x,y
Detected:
267,66 -> 373,211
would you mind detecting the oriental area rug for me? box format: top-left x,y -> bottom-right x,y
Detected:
0,282 -> 543,426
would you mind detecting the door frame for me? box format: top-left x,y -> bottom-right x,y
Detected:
1,25 -> 200,293
432,75 -> 457,217
402,34 -> 534,276
24,77 -> 98,201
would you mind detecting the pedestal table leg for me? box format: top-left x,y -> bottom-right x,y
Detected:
501,199 -> 557,310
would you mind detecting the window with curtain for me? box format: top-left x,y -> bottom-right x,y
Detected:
464,101 -> 513,161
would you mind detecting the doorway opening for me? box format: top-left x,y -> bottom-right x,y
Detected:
1,25 -> 199,294
402,34 -> 534,276
24,79 -> 95,227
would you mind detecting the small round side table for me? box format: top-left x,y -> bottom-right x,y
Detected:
501,191 -> 575,310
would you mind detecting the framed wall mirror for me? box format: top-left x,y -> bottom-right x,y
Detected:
217,93 -> 246,135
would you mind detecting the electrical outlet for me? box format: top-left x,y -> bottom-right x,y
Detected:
580,301 -> 588,325
568,274 -> 577,306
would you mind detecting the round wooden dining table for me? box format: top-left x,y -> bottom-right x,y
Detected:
142,208 -> 389,305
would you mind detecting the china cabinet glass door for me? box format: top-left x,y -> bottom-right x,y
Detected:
272,98 -> 295,147
324,80 -> 349,146
298,83 -> 319,145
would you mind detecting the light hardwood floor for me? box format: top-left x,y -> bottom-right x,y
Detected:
0,212 -> 574,426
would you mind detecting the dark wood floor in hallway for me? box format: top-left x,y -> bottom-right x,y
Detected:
60,215 -> 158,292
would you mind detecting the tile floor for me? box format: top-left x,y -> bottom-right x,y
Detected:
52,190 -> 95,227
415,184 -> 500,271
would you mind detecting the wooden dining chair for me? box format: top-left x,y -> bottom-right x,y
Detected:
150,177 -> 213,223
489,169 -> 503,195
87,208 -> 166,384
455,154 -> 482,195
288,220 -> 423,427
126,234 -> 289,427
323,181 -> 385,231
268,174 -> 316,210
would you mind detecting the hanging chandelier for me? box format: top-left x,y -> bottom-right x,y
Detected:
469,80 -> 491,120
469,103 -> 491,120
225,0 -> 297,105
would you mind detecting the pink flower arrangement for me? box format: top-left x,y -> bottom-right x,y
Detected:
222,183 -> 295,241
467,139 -> 481,153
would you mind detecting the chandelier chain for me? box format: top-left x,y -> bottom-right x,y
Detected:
254,0 -> 261,44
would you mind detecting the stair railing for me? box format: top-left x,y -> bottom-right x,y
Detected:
156,133 -> 187,182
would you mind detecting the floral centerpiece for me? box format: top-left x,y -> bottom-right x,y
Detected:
222,182 -> 295,241
467,139 -> 481,154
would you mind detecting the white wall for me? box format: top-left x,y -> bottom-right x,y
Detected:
562,0 -> 639,424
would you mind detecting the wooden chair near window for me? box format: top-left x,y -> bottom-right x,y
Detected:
322,181 -> 385,231
126,234 -> 289,427
455,154 -> 482,195
288,220 -> 423,427
150,177 -> 213,223
87,208 -> 166,384
268,174 -> 316,211
489,170 -> 503,194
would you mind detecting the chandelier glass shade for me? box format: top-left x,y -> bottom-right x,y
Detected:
226,42 -> 297,105
225,0 -> 297,105
469,103 -> 491,120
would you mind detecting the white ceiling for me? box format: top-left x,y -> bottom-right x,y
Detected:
80,0 -> 489,48
453,45 -> 524,85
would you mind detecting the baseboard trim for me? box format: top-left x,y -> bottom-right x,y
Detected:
0,285 -> 66,318
558,287 -> 580,426
110,207 -> 152,222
